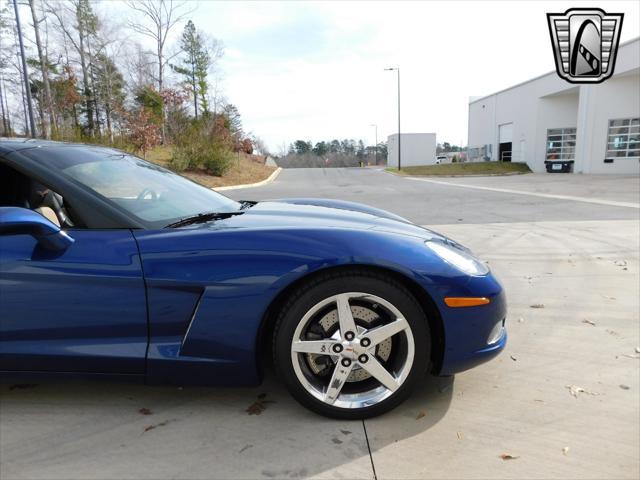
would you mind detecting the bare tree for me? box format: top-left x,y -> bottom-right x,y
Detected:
46,0 -> 100,136
0,5 -> 10,135
0,75 -> 7,135
9,14 -> 32,136
125,42 -> 155,91
28,0 -> 57,137
125,0 -> 191,142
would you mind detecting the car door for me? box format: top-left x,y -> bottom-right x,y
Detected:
0,228 -> 148,374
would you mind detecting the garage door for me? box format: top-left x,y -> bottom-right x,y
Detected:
499,123 -> 513,143
498,123 -> 513,162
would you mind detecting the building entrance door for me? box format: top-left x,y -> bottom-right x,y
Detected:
498,123 -> 513,162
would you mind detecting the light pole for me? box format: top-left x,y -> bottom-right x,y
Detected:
369,124 -> 377,165
13,0 -> 36,138
384,67 -> 400,170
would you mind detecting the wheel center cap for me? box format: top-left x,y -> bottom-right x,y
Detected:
341,339 -> 366,359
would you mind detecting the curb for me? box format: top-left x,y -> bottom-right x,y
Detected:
214,167 -> 282,191
383,169 -> 530,178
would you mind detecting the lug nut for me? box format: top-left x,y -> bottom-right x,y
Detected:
344,331 -> 355,341
358,354 -> 368,363
360,338 -> 371,347
332,344 -> 343,354
341,358 -> 352,367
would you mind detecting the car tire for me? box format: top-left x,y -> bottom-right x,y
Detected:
273,269 -> 430,419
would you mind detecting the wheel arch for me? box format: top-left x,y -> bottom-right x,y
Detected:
256,264 -> 445,379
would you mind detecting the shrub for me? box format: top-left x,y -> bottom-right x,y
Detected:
127,109 -> 161,158
170,120 -> 233,176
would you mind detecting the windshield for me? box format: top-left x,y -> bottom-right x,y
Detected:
22,146 -> 241,228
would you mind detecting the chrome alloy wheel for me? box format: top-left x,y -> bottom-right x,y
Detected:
290,292 -> 415,409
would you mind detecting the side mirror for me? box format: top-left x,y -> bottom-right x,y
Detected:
0,207 -> 75,251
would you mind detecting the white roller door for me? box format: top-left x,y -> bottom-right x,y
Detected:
499,123 -> 513,143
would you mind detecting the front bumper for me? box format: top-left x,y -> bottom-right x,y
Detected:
434,275 -> 508,376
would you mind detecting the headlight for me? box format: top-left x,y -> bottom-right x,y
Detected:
425,241 -> 489,276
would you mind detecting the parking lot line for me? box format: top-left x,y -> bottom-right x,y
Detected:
406,177 -> 640,209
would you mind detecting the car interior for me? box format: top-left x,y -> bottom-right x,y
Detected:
0,163 -> 78,228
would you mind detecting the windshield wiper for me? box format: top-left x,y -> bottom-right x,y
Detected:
165,211 -> 244,228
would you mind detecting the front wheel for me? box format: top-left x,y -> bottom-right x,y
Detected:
273,271 -> 430,419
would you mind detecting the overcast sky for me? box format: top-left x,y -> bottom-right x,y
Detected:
178,0 -> 638,152
33,1 -> 640,151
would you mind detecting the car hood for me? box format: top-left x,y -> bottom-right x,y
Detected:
194,198 -> 449,242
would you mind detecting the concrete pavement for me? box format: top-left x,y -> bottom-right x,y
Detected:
366,218 -> 639,479
1,169 -> 638,479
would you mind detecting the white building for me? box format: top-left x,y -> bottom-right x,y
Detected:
468,38 -> 639,174
387,133 -> 436,168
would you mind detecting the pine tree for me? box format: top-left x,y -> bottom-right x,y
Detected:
173,20 -> 210,119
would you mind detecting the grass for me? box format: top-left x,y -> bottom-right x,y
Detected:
386,161 -> 531,176
145,145 -> 276,188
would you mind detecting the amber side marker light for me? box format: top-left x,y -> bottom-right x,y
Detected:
444,297 -> 491,308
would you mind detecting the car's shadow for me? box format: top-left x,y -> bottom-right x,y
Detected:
0,372 -> 453,479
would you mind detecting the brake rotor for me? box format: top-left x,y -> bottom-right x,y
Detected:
306,304 -> 393,382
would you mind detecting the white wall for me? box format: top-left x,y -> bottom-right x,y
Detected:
576,71 -> 640,174
387,133 -> 436,168
534,91 -> 579,172
469,73 -> 576,167
467,38 -> 640,175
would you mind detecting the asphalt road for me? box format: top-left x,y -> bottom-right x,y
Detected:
226,168 -> 640,225
1,169 -> 639,480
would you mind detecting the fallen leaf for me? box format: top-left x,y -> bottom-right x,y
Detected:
331,437 -> 343,444
457,431 -> 464,440
510,355 -> 517,361
562,446 -> 570,456
500,453 -> 520,461
534,399 -> 545,403
614,260 -> 627,266
143,419 -> 173,434
246,402 -> 264,415
530,304 -> 545,309
246,394 -> 276,415
566,385 -> 584,397
582,319 -> 596,326
566,384 -> 600,397
239,444 -> 253,454
619,384 -> 630,390
340,429 -> 352,435
416,411 -> 426,420
138,407 -> 152,415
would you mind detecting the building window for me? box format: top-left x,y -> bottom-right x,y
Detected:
546,128 -> 576,161
606,118 -> 640,158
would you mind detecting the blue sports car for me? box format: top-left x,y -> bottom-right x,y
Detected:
0,139 -> 506,418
